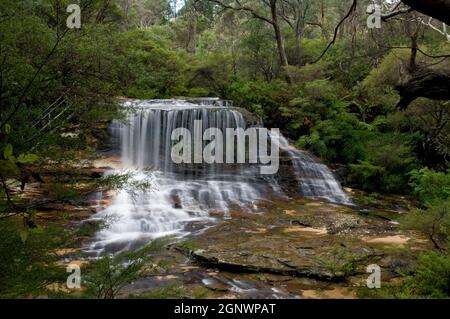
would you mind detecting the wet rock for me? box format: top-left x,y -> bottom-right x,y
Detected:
178,197 -> 429,283
202,278 -> 231,292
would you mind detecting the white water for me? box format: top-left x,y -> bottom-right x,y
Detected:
273,131 -> 351,204
87,99 -> 350,254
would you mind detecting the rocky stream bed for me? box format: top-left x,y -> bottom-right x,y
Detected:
15,157 -> 431,299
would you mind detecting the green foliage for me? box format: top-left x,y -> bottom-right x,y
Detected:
227,79 -> 294,127
298,113 -> 369,164
387,99 -> 449,169
409,169 -> 450,207
401,202 -> 450,250
0,0 -> 122,208
0,218 -> 68,298
188,87 -> 211,97
300,38 -> 329,63
364,50 -> 410,91
95,173 -> 133,191
96,172 -> 154,199
359,253 -> 450,299
237,19 -> 279,81
120,30 -> 189,98
406,253 -> 450,298
1,143 -> 39,180
188,52 -> 234,97
349,161 -> 385,191
300,106 -> 419,192
350,133 -> 418,192
313,244 -> 360,278
83,238 -> 169,299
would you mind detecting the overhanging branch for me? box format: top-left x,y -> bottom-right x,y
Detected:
208,0 -> 274,25
312,0 -> 358,63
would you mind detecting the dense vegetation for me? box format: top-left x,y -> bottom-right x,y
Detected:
0,0 -> 449,298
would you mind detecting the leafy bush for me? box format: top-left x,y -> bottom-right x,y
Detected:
0,218 -> 68,298
120,30 -> 189,98
227,79 -> 294,127
83,238 -> 169,299
362,134 -> 418,192
313,244 -> 360,279
359,253 -> 450,299
298,112 -> 369,164
407,253 -> 450,298
188,52 -> 233,97
349,161 -> 385,191
401,202 -> 450,251
409,169 -> 450,207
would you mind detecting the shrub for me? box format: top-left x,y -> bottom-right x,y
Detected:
401,202 -> 450,251
0,218 -> 68,298
298,113 -> 369,164
359,252 -> 450,299
349,161 -> 385,191
406,253 -> 450,298
83,238 -> 169,299
409,169 -> 450,207
313,244 -> 360,279
120,30 -> 189,98
226,79 -> 294,128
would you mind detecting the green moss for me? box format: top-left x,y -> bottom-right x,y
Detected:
178,238 -> 200,253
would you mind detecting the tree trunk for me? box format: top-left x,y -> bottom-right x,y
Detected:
270,1 -> 289,67
208,0 -> 292,82
294,16 -> 304,66
187,16 -> 197,54
409,31 -> 418,73
270,0 -> 292,83
295,31 -> 302,66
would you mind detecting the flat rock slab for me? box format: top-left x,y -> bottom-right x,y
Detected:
179,198 -> 430,281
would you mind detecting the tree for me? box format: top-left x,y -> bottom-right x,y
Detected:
117,0 -> 171,29
279,0 -> 313,66
0,0 -> 125,223
402,202 -> 450,251
207,0 -> 292,82
370,2 -> 450,109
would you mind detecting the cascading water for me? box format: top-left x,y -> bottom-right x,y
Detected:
88,99 -> 350,254
273,132 -> 351,204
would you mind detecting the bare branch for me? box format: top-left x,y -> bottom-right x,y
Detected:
312,0 -> 358,63
381,7 -> 413,21
208,0 -> 274,25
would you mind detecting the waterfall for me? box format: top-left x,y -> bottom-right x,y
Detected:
88,99 -> 350,254
273,131 -> 350,204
